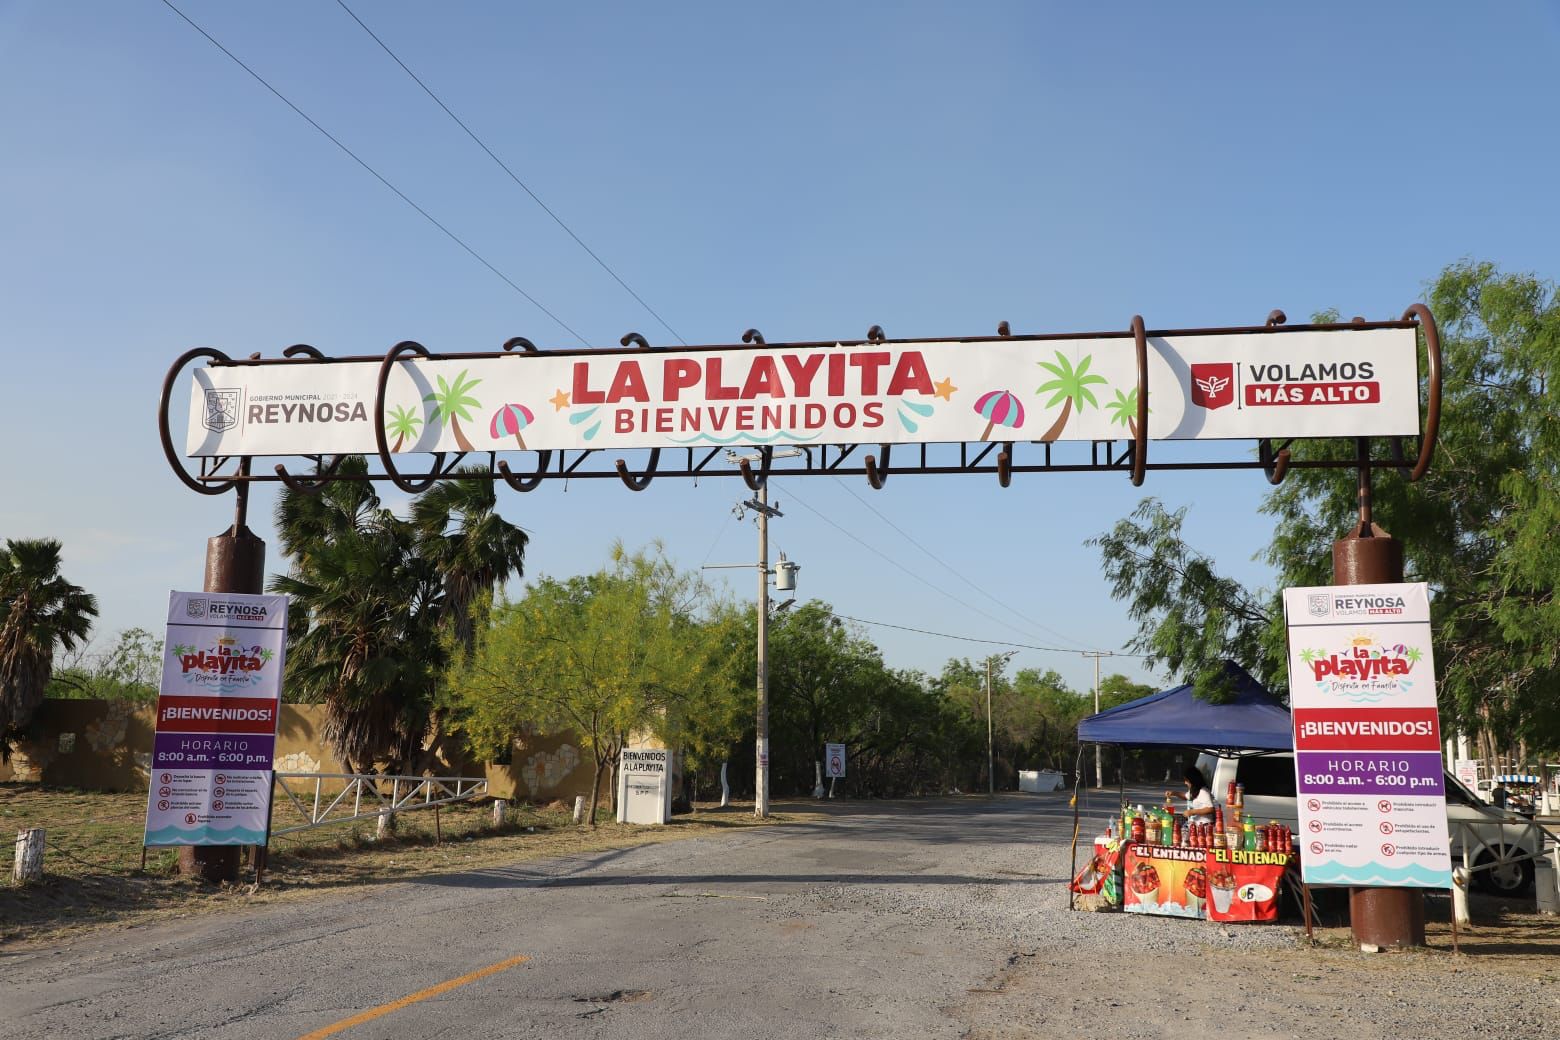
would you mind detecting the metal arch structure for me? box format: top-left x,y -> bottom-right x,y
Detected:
158,308 -> 1442,511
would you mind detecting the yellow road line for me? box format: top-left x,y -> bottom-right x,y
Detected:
295,953 -> 531,1040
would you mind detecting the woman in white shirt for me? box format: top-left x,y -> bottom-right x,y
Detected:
1177,767 -> 1217,819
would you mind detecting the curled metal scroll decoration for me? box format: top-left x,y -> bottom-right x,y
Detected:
1397,303 -> 1441,483
1256,309 -> 1292,485
864,443 -> 891,489
374,340 -> 446,494
740,445 -> 773,492
616,449 -> 661,491
496,454 -> 550,492
1129,315 -> 1148,487
614,333 -> 657,487
159,346 -> 241,496
273,344 -> 344,493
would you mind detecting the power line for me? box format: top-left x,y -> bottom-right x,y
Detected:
159,0 -> 590,347
781,482 -> 1093,649
827,475 -> 1095,652
334,0 -> 687,346
827,611 -> 1148,658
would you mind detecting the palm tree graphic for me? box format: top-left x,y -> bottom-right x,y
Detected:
1405,646 -> 1423,664
384,405 -> 423,453
1299,648 -> 1320,666
1035,352 -> 1107,442
423,371 -> 483,453
1105,387 -> 1144,440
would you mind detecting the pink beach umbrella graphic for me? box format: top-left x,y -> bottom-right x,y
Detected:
973,390 -> 1025,441
490,403 -> 535,449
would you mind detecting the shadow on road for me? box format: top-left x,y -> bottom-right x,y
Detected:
404,867 -> 1064,890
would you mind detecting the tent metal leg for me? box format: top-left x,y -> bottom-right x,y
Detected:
1067,745 -> 1084,911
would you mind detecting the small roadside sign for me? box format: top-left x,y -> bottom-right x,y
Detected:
825,743 -> 846,779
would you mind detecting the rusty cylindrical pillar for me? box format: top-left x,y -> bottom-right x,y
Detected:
178,483 -> 265,883
1333,516 -> 1426,948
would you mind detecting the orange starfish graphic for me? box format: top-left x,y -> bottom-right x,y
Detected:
549,388 -> 571,412
933,376 -> 958,402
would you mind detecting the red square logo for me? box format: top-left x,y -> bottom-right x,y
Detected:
1191,363 -> 1234,410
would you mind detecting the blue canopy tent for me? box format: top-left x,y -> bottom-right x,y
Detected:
1066,661 -> 1291,909
1076,660 -> 1292,752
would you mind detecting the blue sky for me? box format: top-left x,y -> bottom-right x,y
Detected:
2,2 -> 1556,695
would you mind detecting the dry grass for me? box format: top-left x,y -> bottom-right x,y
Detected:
0,782 -> 812,947
1305,900 -> 1560,979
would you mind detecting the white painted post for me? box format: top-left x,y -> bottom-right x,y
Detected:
491,799 -> 507,827
572,795 -> 585,825
13,828 -> 44,884
719,761 -> 730,808
1451,867 -> 1471,927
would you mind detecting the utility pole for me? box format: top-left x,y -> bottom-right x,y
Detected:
986,655 -> 995,796
704,449 -> 801,821
755,478 -> 770,819
1082,651 -> 1112,787
986,650 -> 1016,795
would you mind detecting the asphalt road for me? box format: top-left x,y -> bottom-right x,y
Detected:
1,793 -> 1097,1040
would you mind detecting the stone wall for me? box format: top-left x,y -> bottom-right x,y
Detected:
1,700 -> 597,804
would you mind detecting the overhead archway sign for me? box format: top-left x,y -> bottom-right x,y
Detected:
160,311 -> 1438,493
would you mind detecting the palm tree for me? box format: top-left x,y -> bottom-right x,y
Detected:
0,539 -> 98,750
411,468 -> 529,659
1105,387 -> 1143,440
424,370 -> 483,453
272,457 -> 446,774
385,405 -> 423,453
1035,351 -> 1108,442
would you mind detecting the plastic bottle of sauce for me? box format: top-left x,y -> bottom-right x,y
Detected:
1242,819 -> 1257,851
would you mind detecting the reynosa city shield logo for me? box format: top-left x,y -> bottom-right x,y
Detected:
203,390 -> 240,432
1307,593 -> 1330,618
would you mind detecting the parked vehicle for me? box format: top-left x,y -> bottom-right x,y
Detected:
1194,751 -> 1540,895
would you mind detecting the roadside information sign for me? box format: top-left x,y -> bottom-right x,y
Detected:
616,748 -> 671,825
825,743 -> 846,779
143,591 -> 288,846
1282,582 -> 1452,888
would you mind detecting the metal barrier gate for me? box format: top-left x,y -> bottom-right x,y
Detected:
270,772 -> 488,836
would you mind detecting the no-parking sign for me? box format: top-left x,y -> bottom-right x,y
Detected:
825,743 -> 846,779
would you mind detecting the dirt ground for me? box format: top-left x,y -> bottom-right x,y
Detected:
0,782 -> 812,947
959,897 -> 1560,1040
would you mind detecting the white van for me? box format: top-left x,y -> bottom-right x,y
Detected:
1193,751 -> 1541,896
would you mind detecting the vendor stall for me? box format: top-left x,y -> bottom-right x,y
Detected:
1069,661 -> 1297,924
